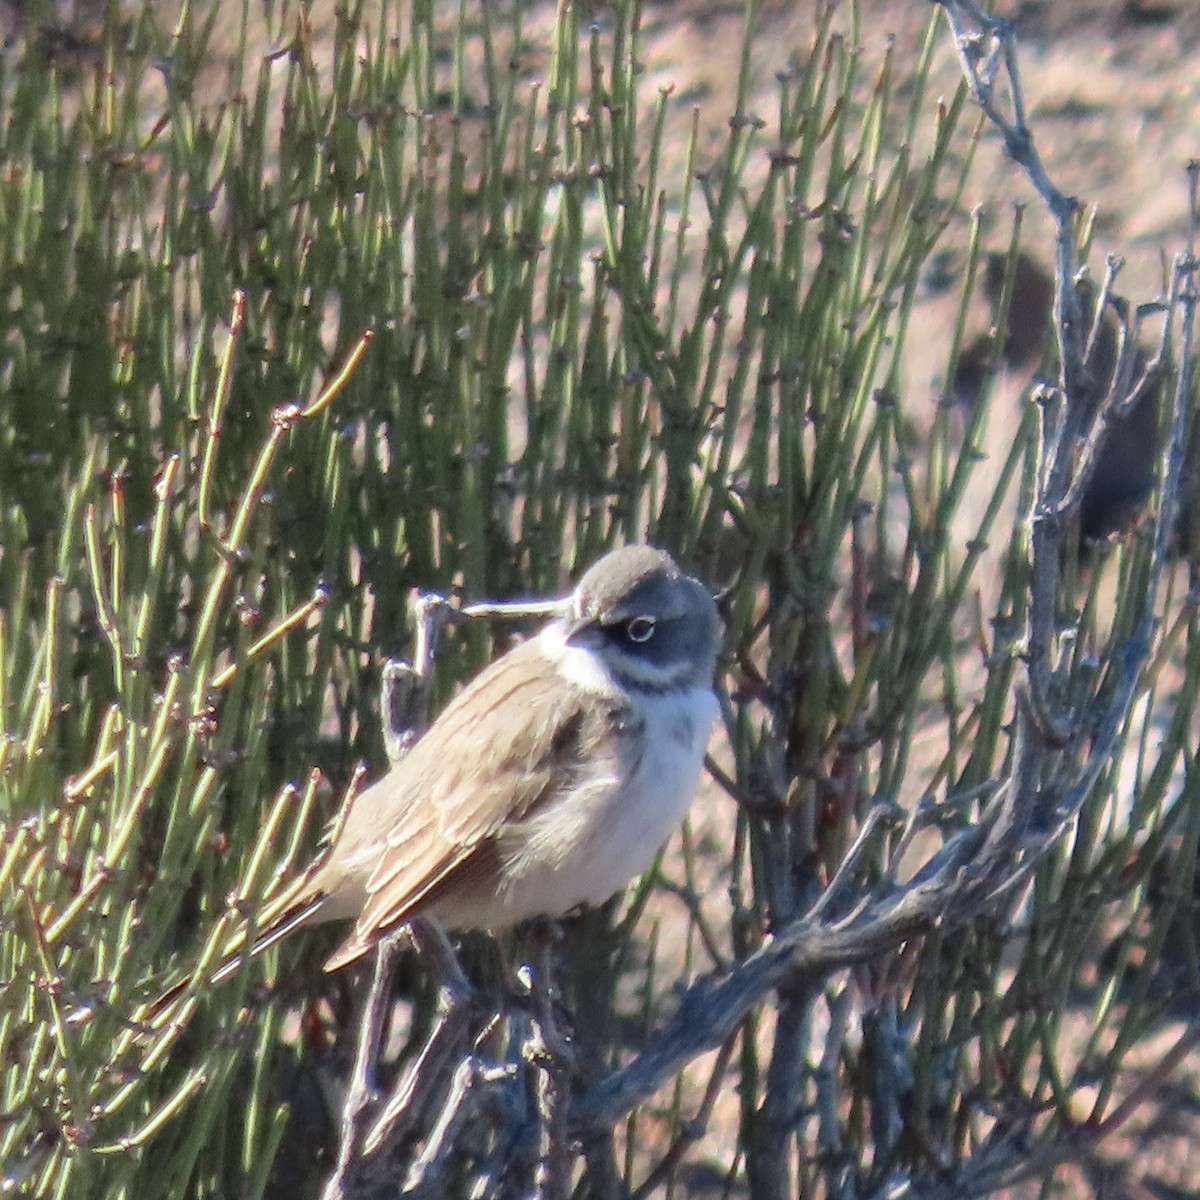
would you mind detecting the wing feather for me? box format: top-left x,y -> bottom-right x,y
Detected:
321,637 -> 617,968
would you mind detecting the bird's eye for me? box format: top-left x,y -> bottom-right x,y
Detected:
624,616 -> 656,644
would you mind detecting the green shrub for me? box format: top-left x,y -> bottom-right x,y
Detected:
2,2 -> 1196,1197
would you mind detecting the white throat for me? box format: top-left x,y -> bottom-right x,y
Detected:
536,621 -> 626,697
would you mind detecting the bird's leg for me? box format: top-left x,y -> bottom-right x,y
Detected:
407,917 -> 473,999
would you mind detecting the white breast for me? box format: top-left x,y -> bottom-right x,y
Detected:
489,683 -> 720,924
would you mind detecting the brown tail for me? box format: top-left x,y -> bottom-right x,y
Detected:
142,891 -> 328,1027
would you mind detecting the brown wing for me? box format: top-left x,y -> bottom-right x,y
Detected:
322,637 -> 612,969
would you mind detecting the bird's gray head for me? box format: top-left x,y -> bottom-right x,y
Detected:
562,545 -> 721,690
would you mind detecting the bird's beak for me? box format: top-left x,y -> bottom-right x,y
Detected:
561,616 -> 589,642
560,599 -> 597,643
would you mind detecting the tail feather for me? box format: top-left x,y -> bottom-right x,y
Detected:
143,891 -> 328,1026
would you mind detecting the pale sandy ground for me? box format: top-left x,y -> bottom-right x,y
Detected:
8,0 -> 1200,1194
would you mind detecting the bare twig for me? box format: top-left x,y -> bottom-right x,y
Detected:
380,592 -> 455,765
808,799 -> 905,921
936,0 -> 1092,756
749,977 -> 810,1200
814,985 -> 854,1175
521,935 -> 575,1200
630,1029 -> 740,1200
319,930 -> 403,1200
399,1054 -> 480,1196
358,923 -> 478,1159
932,0 -> 1199,844
568,792 -> 1014,1135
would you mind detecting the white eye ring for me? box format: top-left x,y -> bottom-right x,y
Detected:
626,616 -> 656,643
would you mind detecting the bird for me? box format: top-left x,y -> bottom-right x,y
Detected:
163,544 -> 722,1001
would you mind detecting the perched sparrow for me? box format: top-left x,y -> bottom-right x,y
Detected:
183,545 -> 721,989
